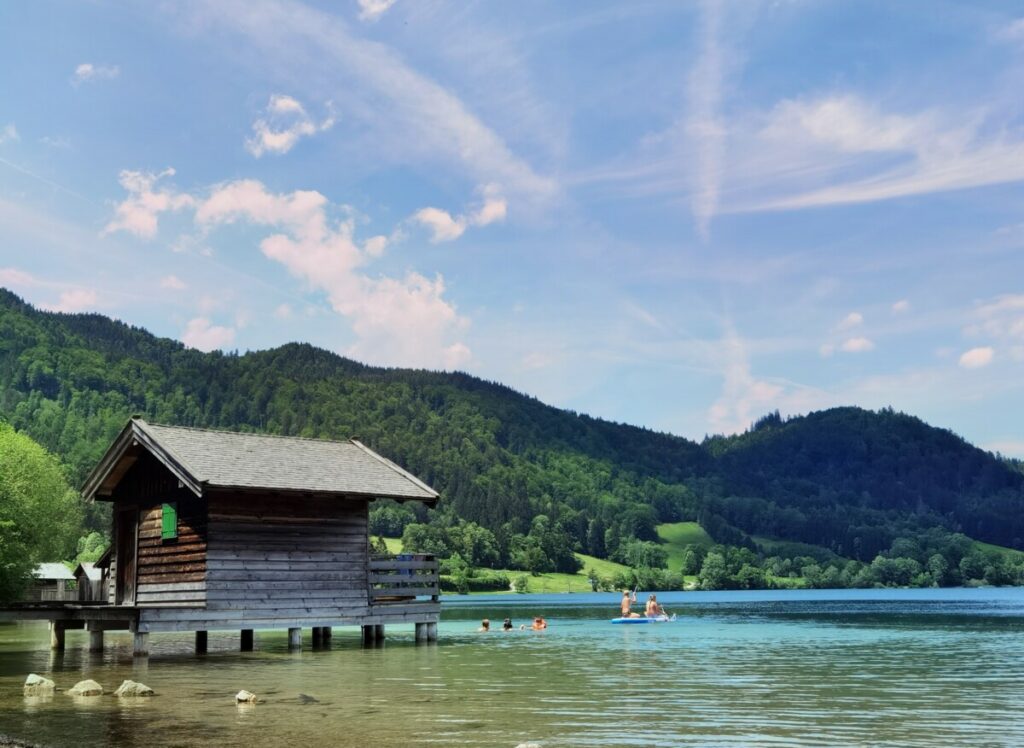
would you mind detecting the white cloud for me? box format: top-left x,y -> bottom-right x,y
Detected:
159,275 -> 186,290
72,63 -> 119,84
274,303 -> 293,319
965,294 -> 1024,345
196,179 -> 470,368
840,336 -> 875,353
892,299 -> 911,313
178,1 -> 554,205
707,327 -> 784,435
0,124 -> 18,145
357,0 -> 396,22
959,346 -> 994,369
0,267 -> 36,287
181,317 -> 236,351
103,168 -> 194,239
42,288 -> 99,313
245,94 -> 335,157
410,186 -> 507,243
835,311 -> 863,331
995,17 -> 1024,42
686,0 -> 726,239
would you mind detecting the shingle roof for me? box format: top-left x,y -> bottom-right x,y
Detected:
83,418 -> 439,503
34,563 -> 74,581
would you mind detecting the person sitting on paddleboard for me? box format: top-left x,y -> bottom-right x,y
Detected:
620,590 -> 642,618
645,594 -> 665,618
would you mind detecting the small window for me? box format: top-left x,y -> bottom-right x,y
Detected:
161,502 -> 178,541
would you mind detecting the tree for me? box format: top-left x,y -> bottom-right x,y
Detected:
698,551 -> 729,590
0,423 -> 83,602
615,539 -> 668,569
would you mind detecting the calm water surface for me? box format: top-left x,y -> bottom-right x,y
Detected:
1,588 -> 1023,747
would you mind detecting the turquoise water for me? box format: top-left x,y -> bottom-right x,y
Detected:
1,587 -> 1023,747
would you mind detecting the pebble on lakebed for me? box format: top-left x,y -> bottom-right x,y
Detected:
114,680 -> 154,697
23,675 -> 55,694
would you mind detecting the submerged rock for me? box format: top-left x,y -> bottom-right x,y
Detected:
114,680 -> 154,697
23,674 -> 55,694
235,690 -> 259,703
68,679 -> 103,697
514,744 -> 542,748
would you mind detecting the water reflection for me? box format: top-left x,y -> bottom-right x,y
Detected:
0,589 -> 1022,746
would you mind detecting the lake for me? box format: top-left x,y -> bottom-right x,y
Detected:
2,587 -> 1023,747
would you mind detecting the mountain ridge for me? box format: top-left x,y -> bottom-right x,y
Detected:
1,287 -> 1022,567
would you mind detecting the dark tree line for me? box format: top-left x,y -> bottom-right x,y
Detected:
2,288 -> 1024,586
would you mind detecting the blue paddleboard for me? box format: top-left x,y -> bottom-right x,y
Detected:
610,615 -> 675,624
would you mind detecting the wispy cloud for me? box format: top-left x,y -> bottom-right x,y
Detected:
410,185 -> 507,243
103,168 -> 194,239
245,94 -> 335,157
181,317 -> 236,351
194,178 -> 471,368
0,124 -> 18,145
356,0 -> 395,22
72,63 -> 119,84
686,0 -> 726,239
840,336 -> 875,354
177,0 -> 555,206
160,274 -> 187,290
959,346 -> 994,369
42,288 -> 100,313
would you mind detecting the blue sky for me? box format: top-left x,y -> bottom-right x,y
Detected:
1,1 -> 1023,454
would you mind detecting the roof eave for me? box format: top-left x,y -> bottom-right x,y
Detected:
81,418 -> 204,501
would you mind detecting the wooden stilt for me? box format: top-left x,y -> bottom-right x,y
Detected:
133,631 -> 149,657
312,626 -> 323,646
415,622 -> 428,643
427,622 -> 438,641
374,624 -> 385,641
195,630 -> 208,654
322,626 -> 333,643
50,621 -> 66,651
240,629 -> 254,651
362,625 -> 375,644
288,627 -> 302,649
88,627 -> 104,653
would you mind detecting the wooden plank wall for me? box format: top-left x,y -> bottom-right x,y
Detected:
111,452 -> 207,607
186,492 -> 371,625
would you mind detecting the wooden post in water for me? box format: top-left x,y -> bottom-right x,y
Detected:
415,622 -> 428,643
240,629 -> 253,651
312,626 -> 323,646
87,622 -> 104,652
49,621 -> 66,651
133,631 -> 149,657
322,626 -> 333,643
288,627 -> 302,649
427,622 -> 438,642
362,625 -> 375,644
373,624 -> 385,641
195,630 -> 208,654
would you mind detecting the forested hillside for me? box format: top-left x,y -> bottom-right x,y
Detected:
2,288 -> 1024,588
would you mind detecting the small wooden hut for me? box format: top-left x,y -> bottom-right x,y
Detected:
26,564 -> 74,602
73,562 -> 103,601
0,418 -> 441,655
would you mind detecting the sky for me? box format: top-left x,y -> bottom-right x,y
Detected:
1,1 -> 1023,455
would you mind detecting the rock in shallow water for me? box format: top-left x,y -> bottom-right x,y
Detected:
23,674 -> 55,694
68,679 -> 103,697
235,690 -> 259,703
114,680 -> 154,697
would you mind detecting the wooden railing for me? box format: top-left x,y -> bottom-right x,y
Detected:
368,555 -> 439,604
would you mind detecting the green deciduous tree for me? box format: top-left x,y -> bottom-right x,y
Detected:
0,423 -> 82,601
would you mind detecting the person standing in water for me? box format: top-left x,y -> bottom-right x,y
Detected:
620,590 -> 642,618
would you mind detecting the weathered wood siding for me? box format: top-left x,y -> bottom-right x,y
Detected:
205,492 -> 369,618
111,453 -> 207,606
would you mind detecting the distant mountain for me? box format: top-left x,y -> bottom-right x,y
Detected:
2,287 -> 1022,567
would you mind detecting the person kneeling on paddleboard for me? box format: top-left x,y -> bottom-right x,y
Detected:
621,590 -> 642,618
645,594 -> 665,618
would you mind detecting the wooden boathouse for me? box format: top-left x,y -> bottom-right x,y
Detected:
0,418 -> 441,655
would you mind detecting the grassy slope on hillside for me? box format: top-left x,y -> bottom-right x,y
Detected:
657,522 -> 714,569
381,539 -> 632,593
972,540 -> 1024,560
